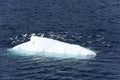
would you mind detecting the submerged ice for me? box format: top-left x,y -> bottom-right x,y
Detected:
12,36 -> 96,59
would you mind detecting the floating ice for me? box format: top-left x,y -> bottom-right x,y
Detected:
11,36 -> 96,59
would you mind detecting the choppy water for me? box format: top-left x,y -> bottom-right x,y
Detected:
0,0 -> 120,80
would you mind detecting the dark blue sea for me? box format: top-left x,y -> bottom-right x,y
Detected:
0,0 -> 120,80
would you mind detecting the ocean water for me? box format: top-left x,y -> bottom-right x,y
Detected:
0,0 -> 120,80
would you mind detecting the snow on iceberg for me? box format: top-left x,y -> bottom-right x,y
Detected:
12,36 -> 96,59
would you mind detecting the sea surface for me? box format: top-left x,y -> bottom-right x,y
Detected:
0,0 -> 120,80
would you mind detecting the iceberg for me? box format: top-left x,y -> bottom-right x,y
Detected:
12,36 -> 96,59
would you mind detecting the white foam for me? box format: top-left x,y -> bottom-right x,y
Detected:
12,36 -> 96,59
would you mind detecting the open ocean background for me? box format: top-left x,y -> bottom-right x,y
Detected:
0,0 -> 120,80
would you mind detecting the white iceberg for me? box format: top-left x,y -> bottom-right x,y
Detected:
12,36 -> 96,59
